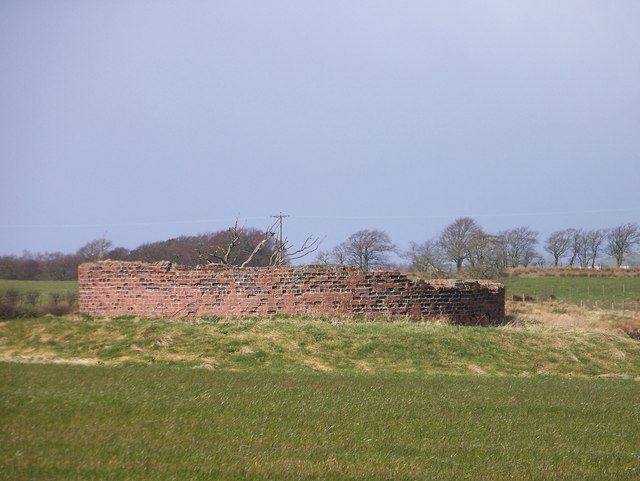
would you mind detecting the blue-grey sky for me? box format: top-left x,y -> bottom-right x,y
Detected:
1,1 -> 639,260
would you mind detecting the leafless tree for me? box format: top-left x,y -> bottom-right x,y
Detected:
341,229 -> 396,271
574,231 -> 590,268
314,250 -> 332,265
464,231 -> 506,278
566,228 -> 583,266
544,229 -> 572,266
406,240 -> 447,275
585,229 -> 607,268
77,238 -> 113,261
330,244 -> 348,265
271,234 -> 322,266
606,223 -> 640,267
200,220 -> 320,268
498,227 -> 539,268
437,217 -> 482,271
315,243 -> 347,265
200,221 -> 277,267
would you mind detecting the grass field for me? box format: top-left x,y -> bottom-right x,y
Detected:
502,276 -> 640,309
2,363 -> 639,480
0,280 -> 78,310
0,280 -> 78,297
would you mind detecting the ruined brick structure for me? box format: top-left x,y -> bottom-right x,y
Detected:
78,261 -> 505,325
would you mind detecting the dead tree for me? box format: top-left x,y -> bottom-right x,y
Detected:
269,234 -> 322,267
200,220 -> 320,268
198,221 -> 276,267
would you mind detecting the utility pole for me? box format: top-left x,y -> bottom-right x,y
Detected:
271,212 -> 289,265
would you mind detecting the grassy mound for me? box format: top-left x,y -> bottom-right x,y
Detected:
1,315 -> 638,379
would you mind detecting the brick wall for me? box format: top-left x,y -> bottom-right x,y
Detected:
78,261 -> 505,325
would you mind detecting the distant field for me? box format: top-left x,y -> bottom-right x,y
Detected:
502,276 -> 640,309
0,280 -> 78,294
0,280 -> 78,307
2,363 -> 639,480
504,266 -> 640,278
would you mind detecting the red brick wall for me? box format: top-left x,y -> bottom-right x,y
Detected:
78,261 -> 505,325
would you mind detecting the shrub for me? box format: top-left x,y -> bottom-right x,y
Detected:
0,303 -> 16,320
44,304 -> 73,316
0,304 -> 40,320
49,292 -> 63,306
66,292 -> 78,306
4,289 -> 22,307
25,290 -> 41,306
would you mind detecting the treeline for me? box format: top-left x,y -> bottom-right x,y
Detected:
316,219 -> 640,277
0,227 -> 276,281
1,220 -> 638,281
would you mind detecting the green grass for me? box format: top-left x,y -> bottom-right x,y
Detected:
0,279 -> 78,296
0,280 -> 78,308
1,316 -> 639,378
502,276 -> 640,306
1,363 -> 638,480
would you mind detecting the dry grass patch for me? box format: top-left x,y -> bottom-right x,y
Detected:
506,300 -> 640,333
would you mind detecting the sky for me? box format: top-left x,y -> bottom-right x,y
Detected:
1,1 -> 639,262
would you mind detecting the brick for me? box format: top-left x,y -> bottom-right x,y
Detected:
78,261 -> 505,325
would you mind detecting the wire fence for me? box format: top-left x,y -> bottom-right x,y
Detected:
507,283 -> 640,312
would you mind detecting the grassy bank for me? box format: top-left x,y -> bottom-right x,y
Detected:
2,363 -> 638,480
1,315 -> 639,378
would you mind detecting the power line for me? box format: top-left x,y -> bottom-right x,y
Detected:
292,208 -> 640,220
1,207 -> 638,229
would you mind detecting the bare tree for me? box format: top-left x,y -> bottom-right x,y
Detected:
464,231 -> 505,278
199,221 -> 277,267
585,229 -> 607,268
573,230 -> 590,268
330,244 -> 348,265
314,250 -> 332,265
544,229 -> 572,266
406,240 -> 447,275
271,234 -> 322,266
341,229 -> 396,271
77,238 -> 113,261
199,220 -> 320,268
606,223 -> 640,267
498,227 -> 539,268
437,217 -> 482,271
566,228 -> 583,266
